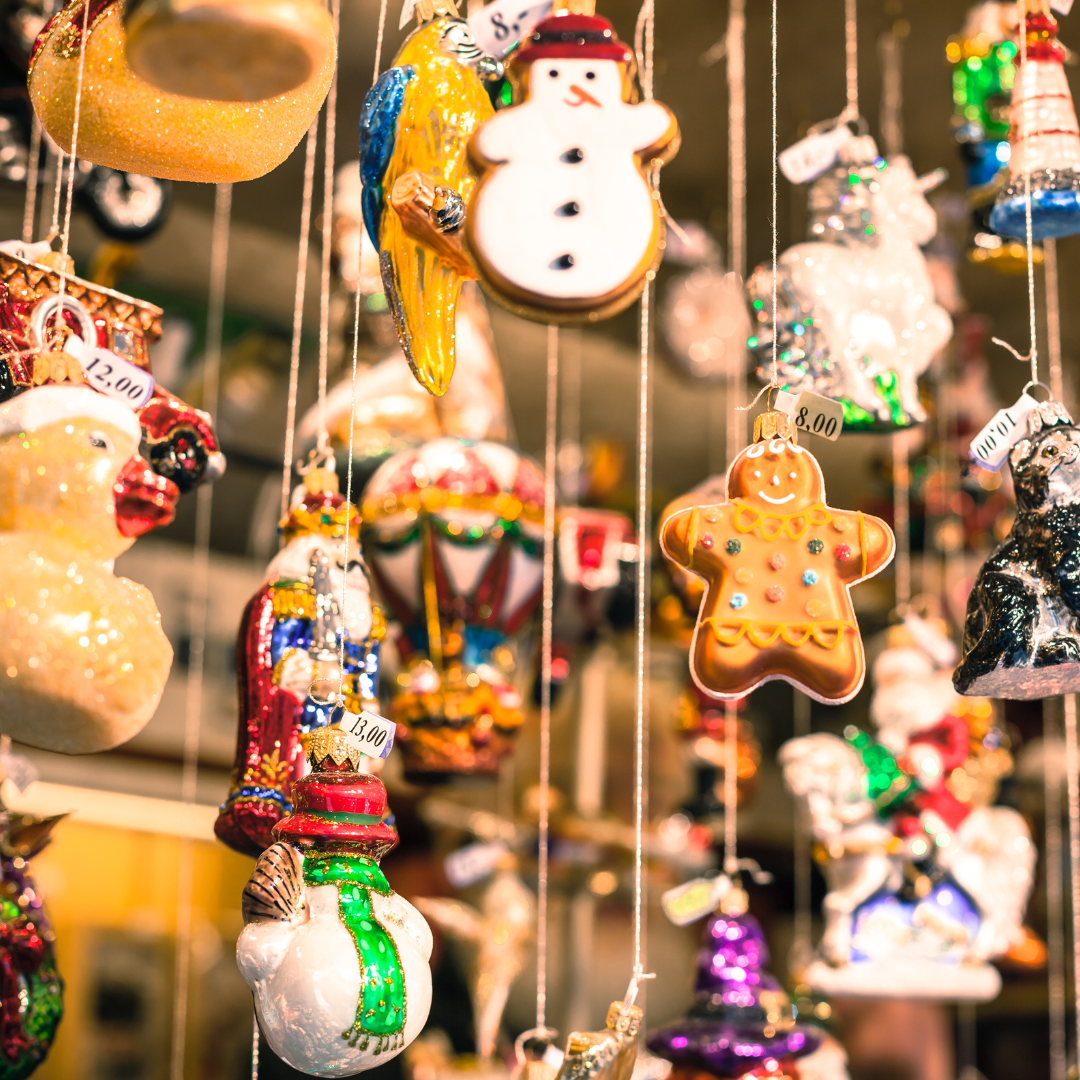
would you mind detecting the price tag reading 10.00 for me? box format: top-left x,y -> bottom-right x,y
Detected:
338,709 -> 397,760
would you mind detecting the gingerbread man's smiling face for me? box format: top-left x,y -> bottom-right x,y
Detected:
727,439 -> 824,512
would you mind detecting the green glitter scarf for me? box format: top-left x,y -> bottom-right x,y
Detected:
303,855 -> 407,1052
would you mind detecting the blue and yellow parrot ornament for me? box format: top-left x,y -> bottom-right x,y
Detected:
360,0 -> 501,397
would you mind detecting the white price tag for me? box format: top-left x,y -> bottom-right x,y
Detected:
338,708 -> 397,760
468,0 -> 552,59
969,392 -> 1039,471
1052,0 -> 1073,15
793,391 -> 844,440
778,125 -> 852,185
773,389 -> 800,417
661,874 -> 732,927
63,334 -> 155,409
444,840 -> 510,888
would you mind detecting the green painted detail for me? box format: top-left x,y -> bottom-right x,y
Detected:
304,855 -> 406,1052
307,809 -> 384,826
844,727 -> 916,818
0,959 -> 64,1080
836,370 -> 917,432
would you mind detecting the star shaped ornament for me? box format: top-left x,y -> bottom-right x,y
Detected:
660,412 -> 895,704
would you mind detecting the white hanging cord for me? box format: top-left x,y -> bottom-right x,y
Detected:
1063,692 -> 1080,1066
841,0 -> 858,121
1045,699 -> 1067,1080
280,122 -> 320,520
21,116 -> 42,245
725,0 -> 746,469
769,0 -> 778,388
723,701 -> 738,875
171,182 -> 232,1080
373,0 -> 390,82
879,21 -> 903,157
1045,237 -> 1062,401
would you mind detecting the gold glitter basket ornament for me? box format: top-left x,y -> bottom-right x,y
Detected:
28,0 -> 335,183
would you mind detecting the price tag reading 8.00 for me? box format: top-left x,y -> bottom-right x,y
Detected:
62,334 -> 155,409
338,708 -> 397,760
467,0 -> 552,59
793,391 -> 844,441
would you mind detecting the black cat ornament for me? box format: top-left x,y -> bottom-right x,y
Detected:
956,400 -> 1080,698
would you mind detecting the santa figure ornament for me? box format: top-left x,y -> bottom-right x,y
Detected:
466,0 -> 679,324
660,411 -> 894,704
990,0 -> 1080,240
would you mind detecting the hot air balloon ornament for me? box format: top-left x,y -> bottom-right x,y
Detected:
990,0 -> 1080,239
216,466 -> 385,858
359,0 -> 501,397
238,727 -> 434,1075
361,437 -> 545,779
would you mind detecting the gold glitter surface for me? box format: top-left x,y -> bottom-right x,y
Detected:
0,417 -> 173,754
29,0 -> 335,183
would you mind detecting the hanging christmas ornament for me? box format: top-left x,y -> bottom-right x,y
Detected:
0,386 -> 173,753
414,859 -> 534,1062
360,437 -> 545,779
659,411 -> 894,704
359,0 -> 499,397
647,900 -> 824,1079
238,727 -> 433,1075
989,0 -> 1080,240
955,398 -> 1080,697
748,138 -> 952,429
661,267 -> 750,383
552,1000 -> 643,1080
28,0 -> 333,183
216,468 -> 384,858
122,0 -> 336,103
466,0 -> 679,325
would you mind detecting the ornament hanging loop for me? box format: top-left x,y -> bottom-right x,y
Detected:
1022,380 -> 1054,401
622,970 -> 656,1009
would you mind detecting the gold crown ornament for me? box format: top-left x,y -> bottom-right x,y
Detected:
281,469 -> 362,542
28,0 -> 335,183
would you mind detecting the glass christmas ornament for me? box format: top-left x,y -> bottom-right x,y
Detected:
748,140 -> 952,430
216,468 -> 384,858
659,411 -> 894,704
554,1000 -> 644,1080
647,911 -> 823,1079
990,0 -> 1080,239
359,0 -> 497,397
123,0 -> 335,103
956,399 -> 1080,697
466,0 -> 679,325
238,728 -> 433,1076
0,386 -> 173,753
360,437 -> 545,779
28,0 -> 333,183
661,267 -> 750,383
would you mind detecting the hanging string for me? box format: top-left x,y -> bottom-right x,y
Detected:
1063,692 -> 1080,1066
791,692 -> 812,972
171,182 -> 232,1080
726,0 -> 746,469
1045,699 -> 1067,1080
280,122 -> 320,519
1045,237 -> 1062,401
372,0 -> 390,82
722,702 -> 738,875
21,116 -> 42,245
892,434 -> 911,611
842,0 -> 858,120
769,0 -> 778,388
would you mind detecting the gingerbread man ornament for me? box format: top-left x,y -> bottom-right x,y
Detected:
661,412 -> 895,703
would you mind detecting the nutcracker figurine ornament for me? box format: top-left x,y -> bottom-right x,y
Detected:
238,727 -> 434,1076
659,410 -> 895,704
215,467 -> 384,858
361,437 -> 545,779
359,0 -> 499,396
466,0 -> 680,325
990,0 -> 1080,239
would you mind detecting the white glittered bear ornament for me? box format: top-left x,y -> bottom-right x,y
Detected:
466,0 -> 678,324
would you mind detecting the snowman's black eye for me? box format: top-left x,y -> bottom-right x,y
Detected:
551,254 -> 575,270
560,148 -> 584,164
548,68 -> 559,78
585,71 -> 596,80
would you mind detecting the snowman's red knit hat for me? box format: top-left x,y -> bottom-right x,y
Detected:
515,13 -> 633,66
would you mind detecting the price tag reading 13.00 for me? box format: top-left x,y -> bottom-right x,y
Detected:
338,709 -> 397,760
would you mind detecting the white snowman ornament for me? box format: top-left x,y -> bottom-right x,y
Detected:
467,0 -> 679,323
237,728 -> 433,1076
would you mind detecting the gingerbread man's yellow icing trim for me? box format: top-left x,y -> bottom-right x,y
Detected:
732,501 -> 832,540
704,619 -> 856,649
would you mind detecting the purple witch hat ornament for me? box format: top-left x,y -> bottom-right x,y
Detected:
647,886 -> 822,1079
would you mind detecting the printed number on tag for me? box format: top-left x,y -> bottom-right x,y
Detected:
63,334 -> 155,409
445,840 -> 509,888
969,392 -> 1039,471
661,875 -> 731,927
794,391 -> 843,440
778,126 -> 852,185
338,709 -> 397,759
468,0 -> 552,58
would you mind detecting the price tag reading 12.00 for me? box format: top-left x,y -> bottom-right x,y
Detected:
338,709 -> 397,760
793,391 -> 844,441
63,334 -> 156,409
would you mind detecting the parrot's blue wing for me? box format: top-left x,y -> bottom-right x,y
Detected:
359,65 -> 416,249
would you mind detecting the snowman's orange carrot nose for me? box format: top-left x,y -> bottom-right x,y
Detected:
566,84 -> 602,108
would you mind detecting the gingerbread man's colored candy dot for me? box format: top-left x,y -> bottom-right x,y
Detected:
768,553 -> 786,571
802,569 -> 819,586
730,593 -> 748,609
705,509 -> 720,523
835,544 -> 852,562
765,585 -> 784,603
735,568 -> 753,584
700,534 -> 714,549
725,539 -> 741,555
805,599 -> 826,618
807,539 -> 824,554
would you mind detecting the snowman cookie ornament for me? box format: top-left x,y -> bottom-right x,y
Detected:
467,0 -> 679,324
237,727 -> 433,1076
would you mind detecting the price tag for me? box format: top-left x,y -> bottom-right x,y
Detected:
969,392 -> 1039,471
468,0 -> 552,59
778,125 -> 852,185
338,708 -> 397,760
63,334 -> 155,409
444,840 -> 510,888
1052,0 -> 1073,15
661,874 -> 731,927
793,391 -> 843,440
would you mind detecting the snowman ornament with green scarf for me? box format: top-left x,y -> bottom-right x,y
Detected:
237,727 -> 433,1075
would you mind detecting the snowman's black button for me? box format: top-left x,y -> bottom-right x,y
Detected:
551,254 -> 575,270
556,201 -> 581,217
560,148 -> 584,164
